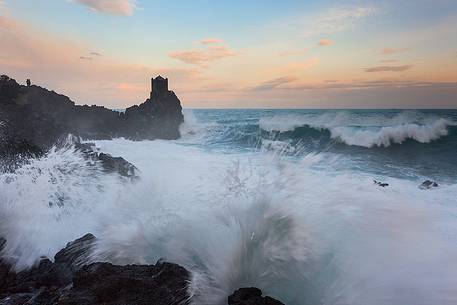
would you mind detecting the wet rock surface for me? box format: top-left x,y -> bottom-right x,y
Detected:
0,235 -> 190,305
1,235 -> 283,305
228,288 -> 285,305
420,180 -> 438,189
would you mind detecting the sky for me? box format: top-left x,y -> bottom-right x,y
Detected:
0,0 -> 456,108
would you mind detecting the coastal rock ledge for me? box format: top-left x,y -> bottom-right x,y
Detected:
0,75 -> 184,152
0,235 -> 284,305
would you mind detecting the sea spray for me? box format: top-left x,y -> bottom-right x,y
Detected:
1,110 -> 457,305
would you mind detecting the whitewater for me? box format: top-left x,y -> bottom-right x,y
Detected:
1,109 -> 457,305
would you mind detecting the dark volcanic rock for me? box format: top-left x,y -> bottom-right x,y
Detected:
419,180 -> 438,190
58,262 -> 190,305
0,235 -> 191,305
1,235 -> 281,305
97,153 -> 137,178
228,288 -> 284,305
0,75 -> 184,153
52,233 -> 96,284
373,180 -> 389,187
65,135 -> 138,178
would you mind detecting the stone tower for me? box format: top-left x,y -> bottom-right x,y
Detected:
150,76 -> 168,98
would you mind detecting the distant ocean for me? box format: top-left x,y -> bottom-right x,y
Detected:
1,109 -> 457,305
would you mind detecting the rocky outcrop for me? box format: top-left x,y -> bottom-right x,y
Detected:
373,180 -> 389,187
1,235 -> 284,305
0,235 -> 190,305
228,288 -> 284,305
58,262 -> 190,305
419,180 -> 438,190
0,75 -> 184,154
65,136 -> 138,178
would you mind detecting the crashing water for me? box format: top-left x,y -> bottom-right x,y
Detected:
1,109 -> 457,304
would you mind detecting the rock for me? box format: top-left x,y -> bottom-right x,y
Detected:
228,287 -> 284,305
0,234 -> 96,302
57,135 -> 138,178
0,235 -> 191,305
0,238 -> 12,292
97,153 -> 137,178
373,180 -> 389,187
0,75 -> 184,154
53,233 -> 96,284
58,261 -> 190,305
420,180 -> 438,190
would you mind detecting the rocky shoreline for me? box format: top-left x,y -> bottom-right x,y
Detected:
0,75 -> 285,304
0,75 -> 183,152
0,234 -> 283,305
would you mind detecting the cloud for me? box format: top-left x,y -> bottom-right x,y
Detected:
380,59 -> 398,63
364,65 -> 413,72
0,15 -> 200,107
380,47 -> 410,55
0,0 -> 6,15
251,76 -> 298,91
200,38 -> 224,45
278,49 -> 308,56
318,39 -> 333,46
256,79 -> 457,91
303,6 -> 377,36
169,44 -> 236,66
72,0 -> 136,16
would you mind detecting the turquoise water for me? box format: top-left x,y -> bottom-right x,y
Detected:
181,109 -> 457,181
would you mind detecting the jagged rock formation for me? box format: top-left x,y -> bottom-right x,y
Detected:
0,235 -> 283,305
0,75 -> 184,152
419,180 -> 438,189
228,288 -> 285,305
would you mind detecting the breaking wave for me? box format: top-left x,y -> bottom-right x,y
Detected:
259,113 -> 456,148
1,138 -> 457,305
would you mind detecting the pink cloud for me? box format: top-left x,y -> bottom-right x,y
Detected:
252,76 -> 298,91
169,44 -> 236,66
200,38 -> 224,45
318,39 -> 333,46
72,0 -> 136,16
0,15 -> 200,107
364,65 -> 413,72
380,47 -> 409,55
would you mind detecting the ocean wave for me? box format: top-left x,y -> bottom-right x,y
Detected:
259,112 -> 456,148
2,138 -> 457,304
329,118 -> 454,147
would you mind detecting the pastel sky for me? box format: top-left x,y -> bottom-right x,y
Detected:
1,0 -> 456,108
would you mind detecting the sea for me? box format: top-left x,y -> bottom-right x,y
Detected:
1,109 -> 457,305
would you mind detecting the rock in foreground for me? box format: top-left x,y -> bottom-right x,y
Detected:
228,288 -> 284,305
59,262 -> 189,305
1,235 -> 284,305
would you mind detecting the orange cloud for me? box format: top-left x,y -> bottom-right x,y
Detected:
0,15 -> 200,107
251,76 -> 298,91
365,65 -> 413,72
318,39 -> 333,46
72,0 -> 136,16
200,38 -> 224,45
169,44 -> 236,66
380,47 -> 409,55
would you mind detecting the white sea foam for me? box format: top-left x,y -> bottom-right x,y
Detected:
330,118 -> 452,147
2,138 -> 457,304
